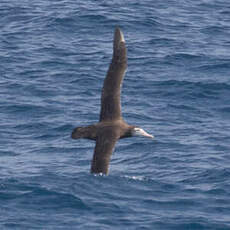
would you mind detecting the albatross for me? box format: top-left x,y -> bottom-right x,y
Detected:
72,27 -> 154,175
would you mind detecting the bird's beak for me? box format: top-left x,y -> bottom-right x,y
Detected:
134,128 -> 154,139
140,130 -> 154,139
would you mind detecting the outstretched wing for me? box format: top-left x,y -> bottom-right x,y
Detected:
91,131 -> 118,175
99,27 -> 127,122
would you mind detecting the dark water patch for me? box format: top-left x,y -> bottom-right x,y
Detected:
3,104 -> 62,121
168,103 -> 200,111
4,104 -> 46,114
151,80 -> 230,102
201,25 -> 230,34
167,221 -> 230,230
194,62 -> 230,72
180,168 -> 230,185
154,80 -> 230,90
165,53 -> 204,63
79,14 -> 108,22
0,151 -> 19,157
219,107 -> 230,113
19,187 -> 88,211
143,197 -> 202,212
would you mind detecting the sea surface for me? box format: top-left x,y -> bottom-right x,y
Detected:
1,0 -> 230,229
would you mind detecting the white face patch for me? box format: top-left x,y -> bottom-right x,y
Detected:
133,128 -> 154,139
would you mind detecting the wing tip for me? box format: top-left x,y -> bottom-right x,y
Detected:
114,26 -> 125,46
115,26 -> 125,42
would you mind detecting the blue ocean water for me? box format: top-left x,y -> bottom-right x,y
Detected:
1,0 -> 230,229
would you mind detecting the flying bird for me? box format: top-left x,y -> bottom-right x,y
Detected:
72,27 -> 154,175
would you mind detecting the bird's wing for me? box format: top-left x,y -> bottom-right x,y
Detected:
91,130 -> 118,175
99,27 -> 127,122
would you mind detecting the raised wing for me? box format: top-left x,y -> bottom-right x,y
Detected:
90,131 -> 118,175
99,27 -> 127,122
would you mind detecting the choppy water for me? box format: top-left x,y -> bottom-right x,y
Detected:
1,0 -> 230,229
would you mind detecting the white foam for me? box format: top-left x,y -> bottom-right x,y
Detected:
123,175 -> 145,181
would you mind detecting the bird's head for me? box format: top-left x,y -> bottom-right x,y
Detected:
131,127 -> 154,139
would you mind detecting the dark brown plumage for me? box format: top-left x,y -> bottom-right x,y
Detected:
72,27 -> 153,175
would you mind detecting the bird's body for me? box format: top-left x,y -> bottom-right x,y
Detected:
72,27 -> 153,175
